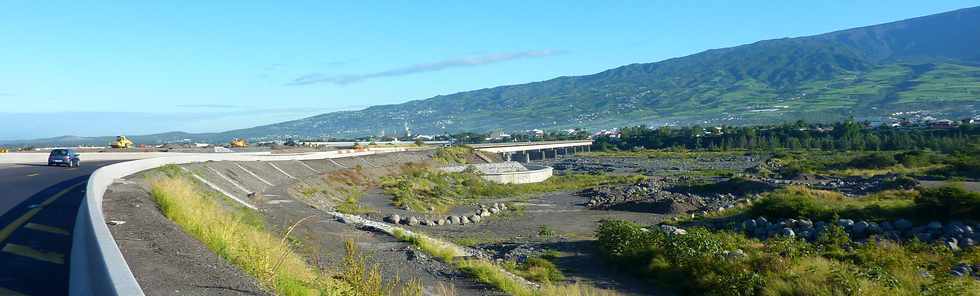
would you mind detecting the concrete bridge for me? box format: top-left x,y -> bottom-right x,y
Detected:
470,140 -> 592,162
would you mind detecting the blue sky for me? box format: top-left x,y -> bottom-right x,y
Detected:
1,1 -> 977,140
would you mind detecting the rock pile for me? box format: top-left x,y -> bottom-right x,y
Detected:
384,203 -> 510,227
735,217 -> 979,251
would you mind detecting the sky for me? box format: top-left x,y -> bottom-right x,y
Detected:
1,1 -> 977,140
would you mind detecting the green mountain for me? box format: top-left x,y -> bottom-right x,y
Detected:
229,6 -> 978,139
6,6 -> 979,146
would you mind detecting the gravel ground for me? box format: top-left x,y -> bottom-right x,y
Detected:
540,155 -> 763,175
262,184 -> 503,296
104,177 -> 271,296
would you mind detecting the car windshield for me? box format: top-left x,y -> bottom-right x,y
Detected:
51,150 -> 68,156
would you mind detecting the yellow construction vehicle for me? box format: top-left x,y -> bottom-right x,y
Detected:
111,136 -> 134,149
230,138 -> 248,148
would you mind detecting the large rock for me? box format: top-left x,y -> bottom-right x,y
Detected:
660,225 -> 687,236
449,216 -> 460,224
470,215 -> 482,223
406,217 -> 420,226
837,219 -> 855,228
894,219 -> 913,231
780,228 -> 795,237
852,221 -> 869,236
385,214 -> 401,224
461,216 -> 471,224
489,207 -> 501,214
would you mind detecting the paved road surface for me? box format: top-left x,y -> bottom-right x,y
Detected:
0,161 -> 123,296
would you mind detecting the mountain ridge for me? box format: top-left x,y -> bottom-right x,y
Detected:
4,6 -> 979,146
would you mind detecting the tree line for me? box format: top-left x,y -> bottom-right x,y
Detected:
594,120 -> 980,152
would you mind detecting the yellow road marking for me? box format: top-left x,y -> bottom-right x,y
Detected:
25,173 -> 38,177
23,223 -> 69,236
0,287 -> 28,296
0,182 -> 84,244
2,243 -> 64,264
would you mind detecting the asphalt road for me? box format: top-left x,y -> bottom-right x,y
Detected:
0,160 -> 123,296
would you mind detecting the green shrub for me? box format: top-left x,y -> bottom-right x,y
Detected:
504,257 -> 565,283
846,153 -> 897,169
915,185 -> 980,220
434,146 -> 472,164
749,191 -> 827,220
595,220 -> 661,261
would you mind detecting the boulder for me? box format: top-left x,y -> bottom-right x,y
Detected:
436,219 -> 446,226
406,217 -> 420,226
470,215 -> 482,223
894,219 -> 913,231
959,238 -> 975,249
945,238 -> 961,251
660,225 -> 687,235
780,228 -> 795,237
385,214 -> 401,224
837,219 -> 855,228
449,216 -> 460,224
852,221 -> 869,236
461,216 -> 471,224
489,207 -> 501,214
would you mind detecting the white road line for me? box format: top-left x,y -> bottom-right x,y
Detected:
235,163 -> 274,186
296,160 -> 320,174
327,158 -> 346,169
205,166 -> 253,194
180,167 -> 257,210
359,158 -> 377,168
268,162 -> 295,179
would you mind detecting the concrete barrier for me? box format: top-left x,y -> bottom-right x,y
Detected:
69,149 -> 402,296
480,165 -> 553,184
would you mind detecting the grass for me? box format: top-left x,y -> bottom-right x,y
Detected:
381,164 -> 644,213
335,188 -> 374,215
746,184 -> 980,223
434,146 -> 473,164
391,229 -> 620,296
503,257 -> 565,284
147,166 -> 416,296
596,219 -> 980,296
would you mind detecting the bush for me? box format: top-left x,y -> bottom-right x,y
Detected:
915,185 -> 980,220
749,191 -> 828,220
504,257 -> 565,283
846,153 -> 897,169
433,146 -> 473,164
595,220 -> 661,261
894,150 -> 937,167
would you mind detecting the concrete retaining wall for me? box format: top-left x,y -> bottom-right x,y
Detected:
479,165 -> 553,184
69,149 -> 402,296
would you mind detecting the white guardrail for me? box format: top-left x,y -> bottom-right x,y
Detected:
70,149 -> 400,295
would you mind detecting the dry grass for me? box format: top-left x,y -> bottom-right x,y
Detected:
148,170 -> 419,296
391,229 -> 622,296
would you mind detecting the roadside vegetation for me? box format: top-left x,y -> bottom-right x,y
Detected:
380,164 -> 644,213
148,165 -> 419,296
434,146 -> 474,164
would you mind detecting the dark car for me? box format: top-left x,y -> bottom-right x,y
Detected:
48,149 -> 80,167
